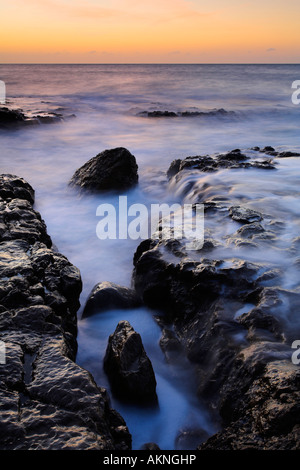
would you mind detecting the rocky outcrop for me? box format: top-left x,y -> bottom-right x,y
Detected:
0,107 -> 74,129
0,174 -> 131,450
199,348 -> 300,450
104,321 -> 157,403
131,147 -> 300,450
137,108 -> 235,118
167,148 -> 276,179
82,281 -> 141,318
253,146 -> 300,158
132,236 -> 300,449
70,147 -> 138,192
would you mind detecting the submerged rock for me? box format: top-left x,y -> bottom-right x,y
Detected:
70,147 -> 138,192
104,320 -> 157,403
0,107 -> 68,129
229,205 -> 263,224
82,281 -> 141,318
137,108 -> 235,118
0,174 -> 131,450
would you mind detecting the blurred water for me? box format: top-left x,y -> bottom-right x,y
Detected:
0,64 -> 300,449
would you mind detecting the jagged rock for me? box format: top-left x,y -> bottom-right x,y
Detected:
132,227 -> 300,449
0,107 -> 25,126
167,149 -> 276,181
70,147 -> 138,192
200,349 -> 300,450
235,222 -> 265,238
278,151 -> 300,158
0,174 -> 131,450
229,205 -> 263,224
0,174 -> 34,205
0,107 -> 67,129
82,281 -> 141,318
104,320 -> 157,403
159,328 -> 182,354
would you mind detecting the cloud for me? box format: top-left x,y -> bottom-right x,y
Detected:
266,48 -> 276,52
9,0 -> 122,19
9,0 -> 214,22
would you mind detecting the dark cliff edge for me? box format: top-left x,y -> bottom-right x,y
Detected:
0,174 -> 131,450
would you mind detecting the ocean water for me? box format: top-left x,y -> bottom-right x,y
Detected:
0,64 -> 300,449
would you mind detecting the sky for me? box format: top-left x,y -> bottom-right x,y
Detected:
0,0 -> 299,63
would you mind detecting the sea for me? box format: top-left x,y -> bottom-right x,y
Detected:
0,64 -> 300,449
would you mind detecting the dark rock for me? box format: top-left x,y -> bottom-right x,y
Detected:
168,155 -> 216,177
159,328 -> 183,362
0,107 -> 25,126
253,147 -> 300,160
278,151 -> 300,158
167,159 -> 182,179
132,220 -> 300,449
82,281 -> 141,318
137,108 -> 235,118
70,147 -> 138,192
200,349 -> 300,450
261,146 -> 275,153
0,174 -> 35,205
176,428 -> 210,450
229,205 -> 263,224
180,108 -> 234,117
140,442 -> 161,450
235,222 -> 265,238
217,149 -> 248,162
252,159 -> 276,170
104,320 -> 157,403
0,174 -> 131,450
0,107 -> 71,129
150,148 -> 300,449
166,149 -> 276,181
144,111 -> 178,117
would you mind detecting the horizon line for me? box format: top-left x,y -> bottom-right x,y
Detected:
0,62 -> 300,66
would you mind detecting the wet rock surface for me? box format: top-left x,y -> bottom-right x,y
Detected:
82,281 -> 141,318
137,108 -> 234,118
0,174 -> 131,450
133,239 -> 300,449
132,147 -> 300,450
167,148 -> 276,179
70,147 -> 138,192
0,106 -> 75,129
104,320 -> 157,403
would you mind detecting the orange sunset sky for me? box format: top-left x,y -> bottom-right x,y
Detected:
0,0 -> 299,63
